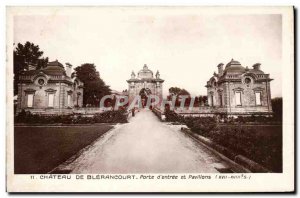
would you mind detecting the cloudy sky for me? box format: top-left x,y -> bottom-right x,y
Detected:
14,8 -> 282,97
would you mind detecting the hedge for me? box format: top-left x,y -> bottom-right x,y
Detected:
165,110 -> 282,172
15,109 -> 128,124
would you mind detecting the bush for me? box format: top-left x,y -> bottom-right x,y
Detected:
93,109 -> 127,123
209,125 -> 282,172
15,110 -> 128,124
164,109 -> 184,123
183,116 -> 217,136
169,110 -> 282,172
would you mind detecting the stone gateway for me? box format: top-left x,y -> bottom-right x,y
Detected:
127,64 -> 164,108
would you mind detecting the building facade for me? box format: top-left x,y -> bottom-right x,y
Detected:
127,64 -> 164,107
16,60 -> 84,114
205,59 -> 273,116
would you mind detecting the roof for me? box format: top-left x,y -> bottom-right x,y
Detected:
137,64 -> 154,79
19,60 -> 66,76
47,60 -> 64,68
224,59 -> 246,73
249,69 -> 265,74
40,60 -> 65,75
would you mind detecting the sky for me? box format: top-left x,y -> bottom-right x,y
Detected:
13,8 -> 282,98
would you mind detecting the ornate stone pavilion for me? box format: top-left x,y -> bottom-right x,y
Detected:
127,64 -> 164,107
16,60 -> 84,114
205,59 -> 273,116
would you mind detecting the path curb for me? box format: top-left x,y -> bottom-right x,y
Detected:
181,127 -> 271,173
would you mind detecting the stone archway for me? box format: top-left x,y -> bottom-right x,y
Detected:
139,88 -> 151,108
127,64 -> 164,108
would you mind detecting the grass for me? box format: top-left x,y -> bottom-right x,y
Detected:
14,124 -> 114,174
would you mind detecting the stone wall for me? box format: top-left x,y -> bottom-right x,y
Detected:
207,80 -> 272,114
17,82 -> 84,114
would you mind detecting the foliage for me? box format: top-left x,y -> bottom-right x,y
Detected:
271,97 -> 282,121
13,41 -> 49,95
93,109 -> 128,123
73,63 -> 111,107
15,109 -> 128,124
164,109 -> 184,122
164,109 -> 282,172
198,95 -> 208,106
168,87 -> 191,107
184,116 -> 217,136
168,87 -> 182,97
221,115 -> 281,124
210,125 -> 282,172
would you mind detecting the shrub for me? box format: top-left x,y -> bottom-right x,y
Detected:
173,110 -> 282,172
209,125 -> 282,172
183,116 -> 217,136
93,110 -> 128,123
164,109 -> 184,123
15,110 -> 128,124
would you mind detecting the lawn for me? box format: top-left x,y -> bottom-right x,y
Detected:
14,124 -> 114,174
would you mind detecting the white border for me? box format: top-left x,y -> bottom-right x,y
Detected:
1,1 -> 294,195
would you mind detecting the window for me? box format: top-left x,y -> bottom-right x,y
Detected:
211,95 -> 214,106
48,93 -> 54,107
67,94 -> 72,107
219,94 -> 223,106
27,94 -> 34,107
235,92 -> 242,106
244,77 -> 251,84
255,92 -> 262,106
38,79 -> 45,86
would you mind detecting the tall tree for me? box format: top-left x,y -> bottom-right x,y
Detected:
73,63 -> 111,107
199,95 -> 208,106
168,87 -> 191,107
168,87 -> 182,97
271,97 -> 282,121
13,42 -> 48,95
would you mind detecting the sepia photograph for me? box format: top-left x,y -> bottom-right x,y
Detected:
6,6 -> 294,192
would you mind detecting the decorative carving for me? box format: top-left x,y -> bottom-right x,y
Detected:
156,70 -> 160,79
45,88 -> 57,93
24,89 -> 36,94
131,71 -> 136,79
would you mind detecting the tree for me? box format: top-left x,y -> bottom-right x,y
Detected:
13,42 -> 48,95
194,96 -> 199,107
271,97 -> 282,121
178,89 -> 190,96
202,96 -> 208,106
168,87 -> 182,97
198,95 -> 208,106
168,87 -> 191,107
73,63 -> 111,107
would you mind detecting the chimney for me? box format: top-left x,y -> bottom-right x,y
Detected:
65,63 -> 72,77
217,63 -> 224,76
253,63 -> 261,70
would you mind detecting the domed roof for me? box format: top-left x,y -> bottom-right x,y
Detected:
138,64 -> 153,79
43,60 -> 66,75
249,69 -> 264,74
224,59 -> 246,73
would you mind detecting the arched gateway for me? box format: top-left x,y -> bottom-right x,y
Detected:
127,64 -> 164,108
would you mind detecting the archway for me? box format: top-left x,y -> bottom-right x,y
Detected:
139,88 -> 152,108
